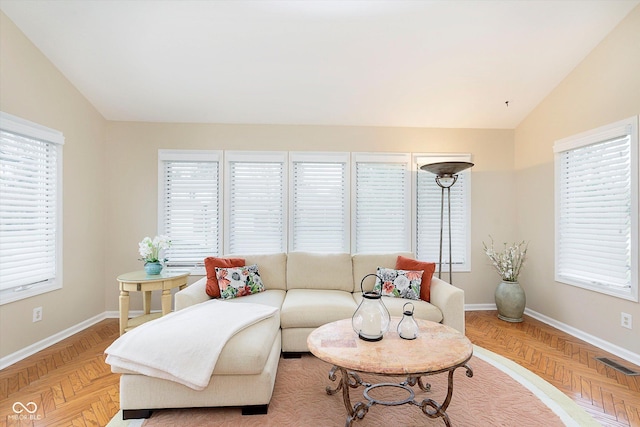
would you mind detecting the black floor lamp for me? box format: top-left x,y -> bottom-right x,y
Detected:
420,161 -> 474,285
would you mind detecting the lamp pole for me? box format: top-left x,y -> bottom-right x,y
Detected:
420,161 -> 474,285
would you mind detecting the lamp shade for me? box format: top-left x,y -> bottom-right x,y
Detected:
420,161 -> 474,177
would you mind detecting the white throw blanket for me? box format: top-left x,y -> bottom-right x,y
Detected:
105,299 -> 279,390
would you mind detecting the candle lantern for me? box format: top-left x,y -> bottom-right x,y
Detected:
397,302 -> 419,340
352,274 -> 390,341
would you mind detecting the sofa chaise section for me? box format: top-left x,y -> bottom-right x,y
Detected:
117,314 -> 281,419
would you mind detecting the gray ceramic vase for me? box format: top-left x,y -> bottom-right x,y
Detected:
494,280 -> 525,322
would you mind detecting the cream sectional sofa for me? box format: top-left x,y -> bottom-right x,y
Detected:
117,252 -> 464,419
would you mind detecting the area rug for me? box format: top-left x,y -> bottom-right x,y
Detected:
107,346 -> 598,427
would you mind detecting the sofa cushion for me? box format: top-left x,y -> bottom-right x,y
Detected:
352,252 -> 413,293
353,293 -> 443,323
213,314 -> 280,375
280,289 -> 358,328
396,255 -> 436,302
286,252 -> 353,292
374,267 -> 422,300
225,253 -> 287,291
216,264 -> 265,299
204,257 -> 245,298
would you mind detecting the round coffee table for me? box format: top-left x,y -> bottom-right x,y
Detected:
307,318 -> 473,427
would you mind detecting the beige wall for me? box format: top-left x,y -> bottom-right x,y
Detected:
515,5 -> 640,355
0,12 -> 107,358
104,122 -> 515,312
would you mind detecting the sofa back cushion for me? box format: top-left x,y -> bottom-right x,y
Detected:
204,257 -> 245,298
396,255 -> 436,302
286,252 -> 353,292
225,253 -> 287,291
352,252 -> 413,293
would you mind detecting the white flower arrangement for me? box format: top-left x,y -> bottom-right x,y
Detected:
138,235 -> 171,264
483,237 -> 528,282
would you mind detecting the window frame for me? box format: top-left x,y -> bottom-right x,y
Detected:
554,116 -> 639,302
223,151 -> 288,255
157,149 -> 473,273
158,149 -> 222,275
0,111 -> 64,305
351,152 -> 412,254
289,152 -> 350,253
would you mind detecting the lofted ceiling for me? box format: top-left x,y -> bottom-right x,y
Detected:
1,0 -> 638,129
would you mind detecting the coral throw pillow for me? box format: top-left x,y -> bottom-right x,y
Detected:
204,257 -> 245,298
395,256 -> 436,302
215,264 -> 265,300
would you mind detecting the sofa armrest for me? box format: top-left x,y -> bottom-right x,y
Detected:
175,277 -> 211,311
429,277 -> 465,334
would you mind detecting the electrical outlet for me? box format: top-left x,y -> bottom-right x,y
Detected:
621,312 -> 632,330
33,307 -> 42,323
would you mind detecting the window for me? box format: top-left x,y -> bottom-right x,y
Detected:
225,152 -> 287,254
159,149 -> 473,268
158,150 -> 221,274
554,116 -> 638,301
352,153 -> 412,253
414,154 -> 472,272
0,112 -> 64,305
289,153 -> 349,252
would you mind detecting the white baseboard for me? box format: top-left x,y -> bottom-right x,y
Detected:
0,310 -> 162,370
3,307 -> 639,370
465,303 -> 497,311
523,307 -> 640,367
465,303 -> 640,366
0,312 -> 107,370
104,310 -> 158,319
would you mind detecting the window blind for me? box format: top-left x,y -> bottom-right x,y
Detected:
227,160 -> 285,254
556,135 -> 632,290
291,160 -> 348,252
0,112 -> 64,303
416,169 -> 469,269
354,156 -> 411,253
160,160 -> 220,268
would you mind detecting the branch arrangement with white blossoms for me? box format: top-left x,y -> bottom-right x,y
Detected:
138,235 -> 171,264
483,236 -> 528,282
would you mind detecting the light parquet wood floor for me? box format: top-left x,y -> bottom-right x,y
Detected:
466,311 -> 640,427
1,312 -> 639,426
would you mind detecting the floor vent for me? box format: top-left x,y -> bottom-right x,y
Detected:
595,357 -> 640,376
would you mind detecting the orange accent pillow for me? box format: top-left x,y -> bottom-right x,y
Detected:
395,256 -> 436,302
204,257 -> 245,298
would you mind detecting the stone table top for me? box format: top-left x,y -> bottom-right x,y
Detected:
307,318 -> 473,375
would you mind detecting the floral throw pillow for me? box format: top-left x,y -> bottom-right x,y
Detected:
215,264 -> 265,300
373,267 -> 423,300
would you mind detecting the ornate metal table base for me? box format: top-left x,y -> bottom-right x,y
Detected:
326,363 -> 473,427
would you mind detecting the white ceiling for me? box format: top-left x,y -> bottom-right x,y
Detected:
1,0 -> 638,129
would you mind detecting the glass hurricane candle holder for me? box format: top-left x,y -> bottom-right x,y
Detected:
397,302 -> 419,340
352,273 -> 390,341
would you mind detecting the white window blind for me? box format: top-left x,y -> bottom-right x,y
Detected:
0,112 -> 64,304
159,150 -> 221,272
415,154 -> 472,272
554,116 -> 638,301
290,153 -> 349,253
225,152 -> 286,254
353,154 -> 411,253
